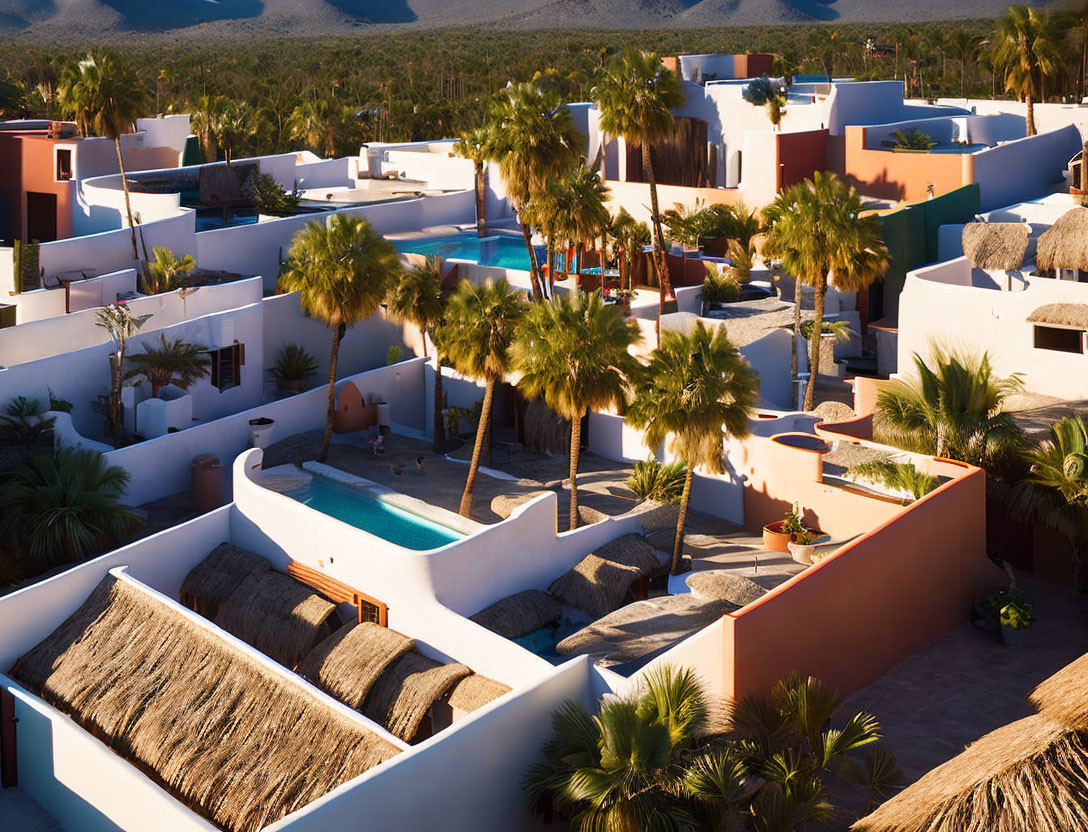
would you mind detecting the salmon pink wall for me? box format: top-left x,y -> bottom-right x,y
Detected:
844,125 -> 973,204
723,461 -> 993,701
21,136 -> 73,241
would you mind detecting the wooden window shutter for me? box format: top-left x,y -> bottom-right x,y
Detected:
209,350 -> 220,389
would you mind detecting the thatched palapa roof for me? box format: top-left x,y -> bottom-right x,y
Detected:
686,571 -> 768,607
469,589 -> 562,639
1036,207 -> 1088,272
363,651 -> 471,742
490,491 -> 551,520
213,570 -> 338,670
961,222 -> 1028,271
299,621 -> 415,709
549,534 -> 665,619
1030,652 -> 1088,732
9,575 -> 399,832
1026,303 -> 1088,329
448,674 -> 512,713
180,542 -> 270,618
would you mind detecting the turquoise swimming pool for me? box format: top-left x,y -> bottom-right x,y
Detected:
393,232 -> 534,271
285,475 -> 464,550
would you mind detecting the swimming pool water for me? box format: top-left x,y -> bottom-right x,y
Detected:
286,475 -> 464,550
394,232 -> 533,271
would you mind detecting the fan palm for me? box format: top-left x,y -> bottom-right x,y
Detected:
95,302 -> 150,447
287,98 -> 341,158
57,51 -> 149,275
874,347 -> 1025,472
387,256 -> 449,452
626,323 -> 759,574
189,94 -> 229,162
438,279 -> 525,516
278,215 -> 401,461
609,207 -> 651,296
762,172 -> 888,411
514,292 -> 640,530
126,333 -> 211,398
453,125 -> 493,238
562,162 -> 612,289
146,246 -> 196,295
947,29 -> 984,99
210,100 -> 257,167
593,49 -> 685,345
0,447 -> 136,571
1012,416 -> 1088,589
484,82 -> 582,301
994,5 -> 1060,135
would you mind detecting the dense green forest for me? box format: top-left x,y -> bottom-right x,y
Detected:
0,16 -> 1082,156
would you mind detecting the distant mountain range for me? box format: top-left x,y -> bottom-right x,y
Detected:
0,0 -> 1050,38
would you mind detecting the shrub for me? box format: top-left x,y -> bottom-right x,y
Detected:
269,343 -> 318,396
887,128 -> 936,150
252,172 -> 301,217
146,246 -> 196,294
626,459 -> 687,503
447,399 -> 483,438
702,264 -> 741,304
0,396 -> 55,446
800,318 -> 855,342
386,344 -> 404,365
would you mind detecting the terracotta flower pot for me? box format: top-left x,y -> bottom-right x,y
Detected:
763,520 -> 792,552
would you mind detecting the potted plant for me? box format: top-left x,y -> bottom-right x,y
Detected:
787,528 -> 819,565
998,595 -> 1034,650
763,502 -> 806,552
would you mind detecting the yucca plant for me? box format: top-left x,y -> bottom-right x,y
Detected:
269,343 -> 318,397
626,459 -> 688,504
0,396 -> 55,446
848,459 -> 941,503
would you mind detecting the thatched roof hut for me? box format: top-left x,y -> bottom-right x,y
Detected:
548,534 -> 665,618
362,651 -> 471,742
1036,207 -> 1088,272
180,542 -> 270,618
961,222 -> 1029,271
448,674 -> 512,713
1026,303 -> 1088,329
298,621 -> 415,709
213,570 -> 339,670
686,571 -> 768,607
468,589 -> 562,639
9,575 -> 399,832
850,715 -> 1088,832
1030,651 -> 1088,732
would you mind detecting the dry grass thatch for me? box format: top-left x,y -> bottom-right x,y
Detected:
363,651 -> 471,742
550,534 -> 666,617
523,398 -> 570,455
596,534 -> 664,574
686,571 -> 767,607
180,542 -> 271,619
213,570 -> 338,670
635,501 -> 681,534
9,575 -> 399,832
447,674 -> 512,713
1036,207 -> 1088,272
1030,652 -> 1088,733
579,505 -> 609,525
1026,303 -> 1088,329
468,589 -> 562,639
812,400 -> 857,424
851,715 -> 1088,832
490,490 -> 551,520
961,222 -> 1029,271
298,621 -> 415,709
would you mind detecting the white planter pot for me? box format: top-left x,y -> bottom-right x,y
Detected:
788,541 -> 815,565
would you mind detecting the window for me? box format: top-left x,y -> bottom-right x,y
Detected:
209,342 -> 245,391
55,149 -> 72,181
1034,325 -> 1084,354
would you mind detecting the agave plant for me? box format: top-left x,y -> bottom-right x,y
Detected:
268,343 -> 318,397
0,396 -> 55,447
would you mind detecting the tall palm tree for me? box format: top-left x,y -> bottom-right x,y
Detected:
1012,416 -> 1088,590
387,256 -> 448,452
513,292 -> 640,530
627,323 -> 759,574
593,49 -> 685,345
95,302 -> 150,448
453,126 -> 492,238
561,163 -> 612,290
0,448 -> 136,572
188,94 -> 228,162
947,30 -> 984,99
438,279 -> 525,517
126,333 -> 211,398
874,347 -> 1025,472
211,101 -> 257,167
287,98 -> 341,158
762,172 -> 888,411
809,27 -> 845,80
609,207 -> 651,298
1068,1 -> 1088,104
485,82 -> 582,301
279,215 -> 400,461
57,51 -> 149,270
994,5 -> 1060,135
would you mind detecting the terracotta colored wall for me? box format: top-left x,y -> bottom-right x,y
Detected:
20,136 -> 73,241
844,125 -> 973,204
775,129 -> 828,192
724,459 -> 993,701
852,375 -> 897,418
744,54 -> 775,78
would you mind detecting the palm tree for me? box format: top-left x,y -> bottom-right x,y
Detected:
189,94 -> 229,162
484,82 -> 582,301
593,49 -> 685,345
279,215 -> 400,461
609,207 -> 651,299
994,5 -> 1060,136
874,347 -> 1025,472
627,322 -> 759,574
387,256 -> 448,452
762,172 -> 888,411
561,163 -> 612,290
57,51 -> 149,272
1068,1 -> 1088,104
947,29 -> 984,99
0,447 -> 136,572
95,303 -> 150,447
514,292 -> 640,530
1012,416 -> 1088,590
437,279 -> 525,517
211,101 -> 256,167
146,246 -> 195,295
453,126 -> 492,238
287,98 -> 341,158
809,27 -> 845,80
126,333 -> 211,398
